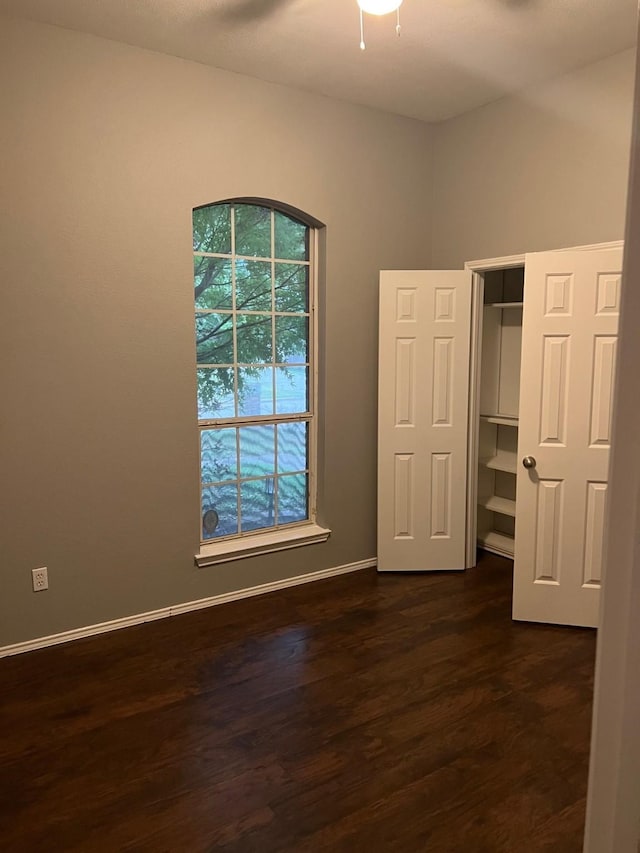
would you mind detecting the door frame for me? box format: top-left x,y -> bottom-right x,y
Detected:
462,241 -> 623,570
463,254 -> 525,568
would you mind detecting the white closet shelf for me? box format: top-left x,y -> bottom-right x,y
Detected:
479,414 -> 519,427
479,530 -> 515,556
485,301 -> 524,308
480,453 -> 517,474
479,495 -> 517,517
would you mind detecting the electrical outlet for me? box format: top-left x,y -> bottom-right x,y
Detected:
32,567 -> 48,592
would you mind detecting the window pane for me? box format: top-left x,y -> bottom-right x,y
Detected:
236,313 -> 272,364
201,428 -> 237,484
240,479 -> 275,532
274,211 -> 307,261
274,264 -> 307,313
195,202 -> 313,544
193,204 -> 231,254
276,366 -> 308,414
239,425 -> 275,479
238,366 -> 274,416
234,205 -> 271,258
278,473 -> 308,524
275,315 -> 308,363
277,422 -> 307,474
235,259 -> 272,312
196,313 -> 234,364
197,367 -> 236,419
194,257 -> 232,310
202,483 -> 238,539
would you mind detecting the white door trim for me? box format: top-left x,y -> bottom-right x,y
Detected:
465,254 -> 525,272
465,270 -> 484,567
465,242 -> 624,274
558,240 -> 624,252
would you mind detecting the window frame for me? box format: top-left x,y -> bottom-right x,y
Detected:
194,201 -> 329,566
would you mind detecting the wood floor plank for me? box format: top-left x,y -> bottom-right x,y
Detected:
0,554 -> 596,851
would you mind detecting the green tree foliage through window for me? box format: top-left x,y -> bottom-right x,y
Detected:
194,201 -> 313,542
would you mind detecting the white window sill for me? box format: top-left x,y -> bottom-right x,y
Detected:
195,523 -> 331,568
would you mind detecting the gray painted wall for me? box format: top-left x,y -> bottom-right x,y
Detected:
0,18 -> 433,646
432,50 -> 635,268
0,17 -> 635,649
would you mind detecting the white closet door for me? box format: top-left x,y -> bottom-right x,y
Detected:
378,270 -> 472,572
514,248 -> 623,627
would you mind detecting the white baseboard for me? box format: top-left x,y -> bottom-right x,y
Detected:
0,558 -> 376,659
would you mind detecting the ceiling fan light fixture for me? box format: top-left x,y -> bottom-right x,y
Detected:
357,0 -> 403,50
357,0 -> 402,15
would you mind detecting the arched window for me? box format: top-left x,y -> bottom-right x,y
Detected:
193,200 -> 318,547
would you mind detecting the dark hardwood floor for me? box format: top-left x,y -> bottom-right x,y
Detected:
0,554 -> 596,852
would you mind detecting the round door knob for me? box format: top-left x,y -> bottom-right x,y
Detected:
522,456 -> 537,469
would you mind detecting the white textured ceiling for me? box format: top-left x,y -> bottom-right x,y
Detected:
0,0 -> 636,121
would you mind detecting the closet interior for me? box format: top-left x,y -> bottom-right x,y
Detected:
476,266 -> 525,558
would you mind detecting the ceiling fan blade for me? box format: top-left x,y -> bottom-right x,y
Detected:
215,0 -> 295,24
495,0 -> 537,8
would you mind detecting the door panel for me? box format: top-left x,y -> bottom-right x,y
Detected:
513,249 -> 623,626
378,270 -> 472,572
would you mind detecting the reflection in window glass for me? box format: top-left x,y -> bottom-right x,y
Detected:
274,211 -> 307,261
241,479 -> 275,532
237,366 -> 274,417
278,474 -> 308,524
194,257 -> 232,310
239,425 -> 275,479
274,264 -> 307,313
196,314 -> 234,365
201,483 -> 238,539
235,259 -> 272,312
235,205 -> 271,258
275,315 -> 308,363
201,428 -> 237,484
193,204 -> 232,254
236,313 -> 272,364
276,367 -> 308,414
197,368 -> 235,420
277,422 -> 307,474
